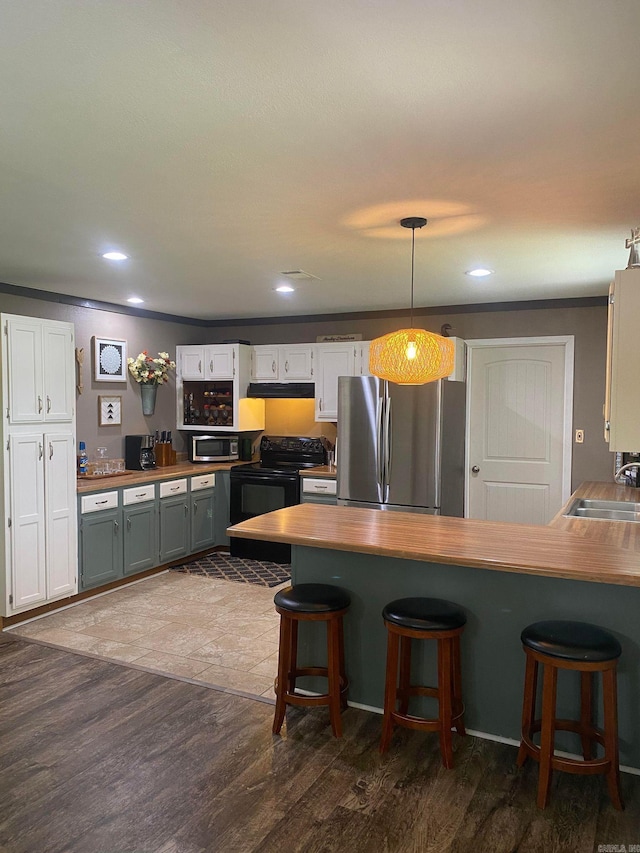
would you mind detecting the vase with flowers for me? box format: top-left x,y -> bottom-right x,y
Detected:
127,351 -> 176,415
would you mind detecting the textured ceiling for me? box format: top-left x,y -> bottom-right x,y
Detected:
0,0 -> 639,320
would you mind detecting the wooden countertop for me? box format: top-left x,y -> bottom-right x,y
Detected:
77,461 -> 239,494
299,465 -> 337,479
228,484 -> 640,587
549,481 -> 640,552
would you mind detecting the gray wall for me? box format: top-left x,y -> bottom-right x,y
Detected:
0,289 -> 613,488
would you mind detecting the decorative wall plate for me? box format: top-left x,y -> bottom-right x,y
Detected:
94,337 -> 127,382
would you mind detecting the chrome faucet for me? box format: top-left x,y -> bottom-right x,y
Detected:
614,461 -> 640,485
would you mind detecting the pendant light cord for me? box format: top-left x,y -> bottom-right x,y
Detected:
410,225 -> 415,331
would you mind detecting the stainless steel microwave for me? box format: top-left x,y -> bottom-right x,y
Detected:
190,434 -> 239,462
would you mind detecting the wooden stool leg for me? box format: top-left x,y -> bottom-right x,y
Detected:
273,614 -> 292,735
517,651 -> 538,767
398,635 -> 412,716
438,637 -> 454,769
537,663 -> 557,809
338,613 -> 348,711
452,635 -> 466,737
602,668 -> 624,811
580,671 -> 594,760
327,615 -> 343,737
380,628 -> 400,753
288,620 -> 299,694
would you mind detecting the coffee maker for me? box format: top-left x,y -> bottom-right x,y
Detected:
125,435 -> 156,470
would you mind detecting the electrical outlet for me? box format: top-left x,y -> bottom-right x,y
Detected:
575,429 -> 584,444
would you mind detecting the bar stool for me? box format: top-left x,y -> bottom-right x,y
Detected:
380,597 -> 466,768
272,583 -> 350,737
517,620 -> 623,810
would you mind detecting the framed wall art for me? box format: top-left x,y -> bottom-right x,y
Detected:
94,337 -> 127,382
98,395 -> 122,426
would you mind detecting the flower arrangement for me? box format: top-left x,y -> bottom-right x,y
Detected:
127,351 -> 176,385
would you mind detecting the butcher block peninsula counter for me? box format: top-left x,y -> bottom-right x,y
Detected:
228,483 -> 640,769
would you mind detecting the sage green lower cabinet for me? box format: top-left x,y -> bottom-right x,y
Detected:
301,493 -> 338,506
79,507 -> 122,590
123,502 -> 158,575
191,488 -> 215,552
159,494 -> 190,562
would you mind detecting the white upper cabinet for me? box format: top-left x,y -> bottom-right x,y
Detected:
250,344 -> 314,381
251,345 -> 280,380
280,345 -> 314,380
179,346 -> 205,380
205,345 -> 235,379
5,316 -> 74,423
315,343 -> 358,422
179,344 -> 236,381
604,269 -> 640,450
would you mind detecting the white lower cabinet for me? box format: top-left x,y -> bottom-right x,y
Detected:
7,431 -> 76,613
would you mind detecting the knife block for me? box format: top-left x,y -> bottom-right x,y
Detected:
155,443 -> 175,467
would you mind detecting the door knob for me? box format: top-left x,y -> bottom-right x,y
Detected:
471,465 -> 480,473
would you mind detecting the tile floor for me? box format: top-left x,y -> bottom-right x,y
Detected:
8,571 -> 286,702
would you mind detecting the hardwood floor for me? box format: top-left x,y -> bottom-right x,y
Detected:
1,631 -> 638,853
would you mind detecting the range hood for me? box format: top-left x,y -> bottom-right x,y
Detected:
247,382 -> 315,399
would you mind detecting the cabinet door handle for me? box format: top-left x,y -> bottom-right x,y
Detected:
127,517 -> 132,530
46,396 -> 51,413
114,520 -> 119,534
315,484 -> 328,490
39,443 -> 43,460
284,360 -> 289,373
49,442 -> 53,460
209,360 -> 213,374
193,503 -> 198,514
96,499 -> 109,505
198,360 -> 202,373
184,504 -> 188,515
272,360 -> 276,374
318,398 -> 322,411
170,486 -> 180,492
232,349 -> 236,376
38,396 -> 43,413
136,493 -> 147,498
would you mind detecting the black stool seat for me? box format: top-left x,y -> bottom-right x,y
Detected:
521,620 -> 622,663
274,583 -> 350,614
382,597 -> 466,632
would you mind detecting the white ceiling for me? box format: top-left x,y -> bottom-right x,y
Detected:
1,0 -> 639,321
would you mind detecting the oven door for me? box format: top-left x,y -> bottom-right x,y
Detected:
230,469 -> 299,563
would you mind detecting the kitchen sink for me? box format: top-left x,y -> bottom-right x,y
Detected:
564,498 -> 640,522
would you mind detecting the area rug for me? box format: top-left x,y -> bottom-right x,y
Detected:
170,551 -> 290,588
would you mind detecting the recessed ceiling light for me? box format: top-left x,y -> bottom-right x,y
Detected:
102,251 -> 128,261
127,296 -> 144,304
466,268 -> 494,277
275,284 -> 295,293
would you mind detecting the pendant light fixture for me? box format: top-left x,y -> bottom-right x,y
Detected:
369,217 -> 455,385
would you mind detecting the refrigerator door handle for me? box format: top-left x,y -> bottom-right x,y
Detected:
376,396 -> 384,489
384,396 -> 392,501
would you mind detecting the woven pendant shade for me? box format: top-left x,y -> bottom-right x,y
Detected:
369,216 -> 455,385
369,328 -> 455,385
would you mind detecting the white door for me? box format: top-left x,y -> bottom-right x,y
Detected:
466,337 -> 574,525
9,433 -> 46,608
45,432 -> 77,598
43,323 -> 74,421
6,317 -> 43,423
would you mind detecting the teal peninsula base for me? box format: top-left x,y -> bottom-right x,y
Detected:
291,545 -> 640,771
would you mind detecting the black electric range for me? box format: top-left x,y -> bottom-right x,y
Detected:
229,436 -> 328,563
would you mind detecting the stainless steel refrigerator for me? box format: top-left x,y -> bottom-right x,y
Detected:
336,376 -> 466,515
